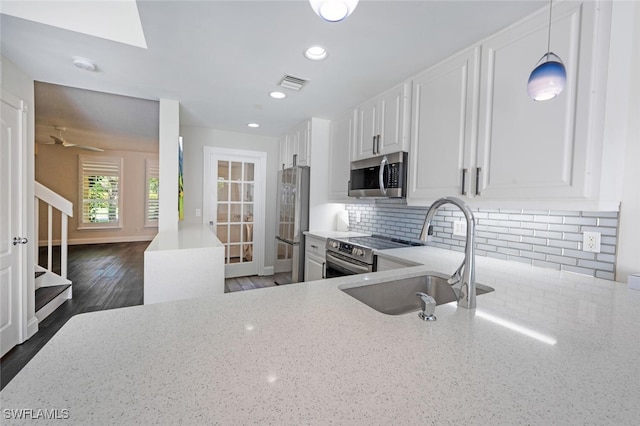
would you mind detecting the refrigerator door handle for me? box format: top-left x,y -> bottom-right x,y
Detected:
276,236 -> 299,245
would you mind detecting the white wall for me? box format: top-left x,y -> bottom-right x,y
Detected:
180,126 -> 279,272
308,118 -> 346,231
158,99 -> 180,232
616,2 -> 640,281
1,55 -> 37,338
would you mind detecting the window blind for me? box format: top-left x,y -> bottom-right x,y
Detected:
145,158 -> 159,226
79,155 -> 123,226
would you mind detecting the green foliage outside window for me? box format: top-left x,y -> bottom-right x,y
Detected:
83,175 -> 119,223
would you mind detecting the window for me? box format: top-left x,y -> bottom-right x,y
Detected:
78,155 -> 123,229
145,158 -> 159,227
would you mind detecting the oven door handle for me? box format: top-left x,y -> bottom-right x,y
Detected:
379,155 -> 388,196
326,252 -> 371,275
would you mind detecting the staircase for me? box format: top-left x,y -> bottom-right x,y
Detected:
34,182 -> 73,322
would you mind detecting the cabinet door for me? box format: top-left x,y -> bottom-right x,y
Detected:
353,96 -> 378,161
408,46 -> 479,201
476,1 -> 593,200
378,82 -> 411,155
328,110 -> 355,201
294,120 -> 311,167
278,137 -> 288,170
285,132 -> 297,168
305,254 -> 325,281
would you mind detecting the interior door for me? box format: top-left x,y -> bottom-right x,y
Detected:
205,148 -> 266,279
1,92 -> 26,357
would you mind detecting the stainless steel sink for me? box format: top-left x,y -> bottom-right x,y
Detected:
340,274 -> 494,315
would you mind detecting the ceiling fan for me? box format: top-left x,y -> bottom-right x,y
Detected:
40,126 -> 104,152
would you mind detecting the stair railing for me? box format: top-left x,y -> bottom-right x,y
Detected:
34,182 -> 73,279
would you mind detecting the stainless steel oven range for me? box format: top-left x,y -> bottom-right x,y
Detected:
325,235 -> 416,278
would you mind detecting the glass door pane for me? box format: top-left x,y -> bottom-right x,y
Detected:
214,157 -> 256,267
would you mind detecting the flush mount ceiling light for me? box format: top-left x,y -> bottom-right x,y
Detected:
269,91 -> 287,99
309,0 -> 359,22
304,46 -> 328,61
72,56 -> 97,72
247,123 -> 260,128
527,0 -> 566,101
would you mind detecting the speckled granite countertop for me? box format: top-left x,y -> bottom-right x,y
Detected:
2,246 -> 640,425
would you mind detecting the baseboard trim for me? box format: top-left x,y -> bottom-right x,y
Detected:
39,235 -> 155,246
26,316 -> 39,340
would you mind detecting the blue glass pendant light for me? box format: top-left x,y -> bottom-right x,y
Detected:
527,0 -> 566,101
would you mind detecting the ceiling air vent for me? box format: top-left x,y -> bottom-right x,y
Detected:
279,74 -> 309,91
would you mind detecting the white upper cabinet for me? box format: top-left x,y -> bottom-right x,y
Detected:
407,1 -> 619,210
408,46 -> 480,201
353,82 -> 411,161
476,1 -> 598,202
279,120 -> 311,169
292,120 -> 310,167
328,109 -> 355,201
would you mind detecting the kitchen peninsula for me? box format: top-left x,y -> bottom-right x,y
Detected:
2,246 -> 639,424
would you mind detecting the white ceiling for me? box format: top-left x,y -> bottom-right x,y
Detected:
1,0 -> 547,141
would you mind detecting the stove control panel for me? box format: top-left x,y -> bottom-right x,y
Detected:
326,238 -> 374,264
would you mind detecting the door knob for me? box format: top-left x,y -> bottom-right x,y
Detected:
13,237 -> 28,245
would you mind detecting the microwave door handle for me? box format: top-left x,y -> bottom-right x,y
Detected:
379,155 -> 388,196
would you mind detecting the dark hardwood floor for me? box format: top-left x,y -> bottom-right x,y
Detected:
1,242 -> 285,390
1,242 -> 148,390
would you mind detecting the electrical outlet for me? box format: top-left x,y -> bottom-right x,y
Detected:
356,211 -> 361,223
583,231 -> 601,253
453,220 -> 467,237
195,208 -> 201,217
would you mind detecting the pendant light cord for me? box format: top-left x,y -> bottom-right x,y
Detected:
546,0 -> 553,60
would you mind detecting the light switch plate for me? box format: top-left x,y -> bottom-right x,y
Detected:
583,231 -> 601,253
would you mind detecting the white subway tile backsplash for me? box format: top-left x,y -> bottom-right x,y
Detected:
346,204 -> 618,281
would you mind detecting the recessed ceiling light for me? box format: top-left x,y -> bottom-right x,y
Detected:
247,123 -> 260,128
304,46 -> 328,61
269,91 -> 287,99
72,56 -> 97,71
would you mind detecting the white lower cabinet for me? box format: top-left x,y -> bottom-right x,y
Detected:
305,254 -> 325,282
304,235 -> 326,281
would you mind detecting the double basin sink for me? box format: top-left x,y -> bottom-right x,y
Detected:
340,273 -> 494,315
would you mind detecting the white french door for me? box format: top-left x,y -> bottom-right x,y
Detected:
1,91 -> 27,357
204,147 -> 266,278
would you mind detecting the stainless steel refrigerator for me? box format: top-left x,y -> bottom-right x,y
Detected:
275,166 -> 310,284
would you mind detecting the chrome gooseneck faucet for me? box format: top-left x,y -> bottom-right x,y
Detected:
420,196 -> 477,309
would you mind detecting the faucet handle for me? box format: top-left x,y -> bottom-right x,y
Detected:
415,292 -> 437,321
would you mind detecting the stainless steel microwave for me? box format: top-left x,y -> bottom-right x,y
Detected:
348,152 -> 408,198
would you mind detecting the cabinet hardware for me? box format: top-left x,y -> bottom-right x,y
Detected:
372,135 -> 376,154
322,262 -> 326,279
475,167 -> 482,196
293,154 -> 297,167
461,168 -> 468,195
375,135 -> 381,154
310,245 -> 318,249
